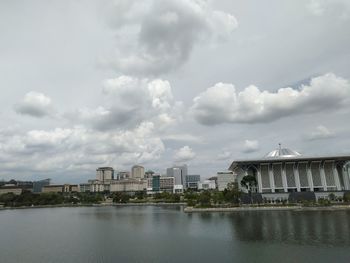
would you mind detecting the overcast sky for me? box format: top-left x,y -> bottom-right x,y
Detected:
1,0 -> 350,183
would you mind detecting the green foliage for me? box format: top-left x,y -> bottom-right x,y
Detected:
198,191 -> 211,207
0,191 -> 103,207
223,182 -> 241,204
328,193 -> 336,201
343,192 -> 350,202
240,175 -> 257,192
112,192 -> 130,203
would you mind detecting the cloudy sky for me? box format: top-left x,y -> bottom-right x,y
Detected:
1,0 -> 350,183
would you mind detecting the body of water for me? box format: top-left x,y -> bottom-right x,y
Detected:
0,206 -> 350,262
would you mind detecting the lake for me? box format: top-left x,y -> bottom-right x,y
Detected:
0,206 -> 350,263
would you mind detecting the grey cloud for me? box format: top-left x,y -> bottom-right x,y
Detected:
14,91 -> 53,118
103,0 -> 237,75
191,73 -> 350,125
306,125 -> 335,141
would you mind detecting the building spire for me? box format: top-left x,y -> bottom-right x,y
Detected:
278,143 -> 282,154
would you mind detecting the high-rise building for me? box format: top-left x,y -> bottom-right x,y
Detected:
117,171 -> 130,180
96,167 -> 114,181
185,175 -> 200,189
131,165 -> 145,179
166,165 -> 187,187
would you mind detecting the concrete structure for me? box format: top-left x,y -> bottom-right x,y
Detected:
198,180 -> 216,190
228,145 -> 350,202
96,167 -> 114,181
110,179 -> 147,193
42,185 -> 64,193
217,171 -> 235,191
117,171 -> 130,180
79,184 -> 91,193
186,175 -> 200,189
167,165 -> 187,188
0,186 -> 23,195
42,184 -> 78,193
152,175 -> 175,193
131,165 -> 145,179
33,179 -> 50,193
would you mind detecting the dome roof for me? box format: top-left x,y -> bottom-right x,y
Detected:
264,145 -> 301,158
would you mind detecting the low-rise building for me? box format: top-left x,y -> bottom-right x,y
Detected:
42,184 -> 79,193
33,179 -> 50,193
198,180 -> 216,190
186,175 -> 200,189
217,171 -> 236,191
0,186 -> 23,195
110,179 -> 147,192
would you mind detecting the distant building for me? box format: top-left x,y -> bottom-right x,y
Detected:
198,180 -> 216,190
96,167 -> 114,181
117,171 -> 130,180
167,165 -> 187,188
79,183 -> 91,193
131,165 -> 145,179
42,184 -> 78,193
217,171 -> 235,191
33,179 -> 50,193
185,175 -> 200,189
228,145 -> 350,202
0,186 -> 23,195
110,179 -> 147,193
152,175 -> 174,193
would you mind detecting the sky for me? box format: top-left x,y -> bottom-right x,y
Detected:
1,0 -> 350,183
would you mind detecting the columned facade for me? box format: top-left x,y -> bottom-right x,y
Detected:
229,148 -> 350,195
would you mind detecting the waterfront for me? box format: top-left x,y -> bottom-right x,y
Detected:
0,206 -> 350,263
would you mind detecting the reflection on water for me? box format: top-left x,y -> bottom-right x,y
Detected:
1,206 -> 350,263
224,210 -> 350,246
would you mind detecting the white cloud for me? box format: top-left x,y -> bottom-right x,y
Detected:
242,140 -> 259,153
306,0 -> 350,18
191,73 -> 350,125
71,75 -> 183,131
0,122 -> 165,174
102,0 -> 237,75
14,91 -> 53,118
307,125 -> 335,140
174,145 -> 196,162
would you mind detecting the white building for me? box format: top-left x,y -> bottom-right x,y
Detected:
217,171 -> 236,191
198,180 -> 216,190
96,167 -> 114,182
228,145 -> 350,202
167,165 -> 187,188
131,165 -> 145,179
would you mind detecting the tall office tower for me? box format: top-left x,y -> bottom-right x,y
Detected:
96,167 -> 114,181
166,165 -> 188,187
131,165 -> 145,179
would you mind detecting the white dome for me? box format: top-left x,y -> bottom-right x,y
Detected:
264,147 -> 301,158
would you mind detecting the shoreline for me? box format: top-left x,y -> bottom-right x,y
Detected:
184,205 -> 350,213
0,202 -> 186,211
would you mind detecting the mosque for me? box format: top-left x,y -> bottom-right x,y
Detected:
228,144 -> 350,202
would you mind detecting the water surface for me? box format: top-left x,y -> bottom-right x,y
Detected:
0,206 -> 349,262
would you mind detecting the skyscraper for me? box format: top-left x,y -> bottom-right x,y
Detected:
166,165 -> 188,188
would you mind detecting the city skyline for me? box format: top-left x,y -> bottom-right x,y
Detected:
1,0 -> 350,184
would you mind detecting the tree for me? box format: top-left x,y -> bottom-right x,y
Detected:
198,191 -> 211,207
223,182 -> 241,204
240,175 -> 257,204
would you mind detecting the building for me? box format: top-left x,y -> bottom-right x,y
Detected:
217,171 -> 235,191
228,145 -> 350,202
33,179 -> 50,193
152,175 -> 175,193
186,175 -> 200,189
131,165 -> 145,179
96,167 -> 114,181
0,186 -> 23,195
167,165 -> 187,188
116,171 -> 130,180
198,180 -> 216,190
42,185 -> 64,193
79,183 -> 91,193
42,184 -> 78,193
110,179 -> 147,193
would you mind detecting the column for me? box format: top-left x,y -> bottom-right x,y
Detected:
294,163 -> 301,192
307,163 -> 314,191
333,166 -> 342,191
281,163 -> 288,193
257,166 -> 263,193
269,164 -> 275,193
319,162 -> 327,191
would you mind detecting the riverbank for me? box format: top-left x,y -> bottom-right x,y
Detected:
184,204 -> 350,213
0,202 -> 186,211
